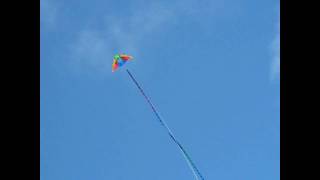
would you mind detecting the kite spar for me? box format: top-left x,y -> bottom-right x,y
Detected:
126,69 -> 205,180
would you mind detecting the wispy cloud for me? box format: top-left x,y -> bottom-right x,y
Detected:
70,2 -> 175,70
69,30 -> 112,74
69,0 -> 213,74
270,13 -> 280,80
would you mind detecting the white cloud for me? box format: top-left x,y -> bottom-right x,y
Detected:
68,4 -> 173,75
69,0 -> 209,74
70,30 -> 112,73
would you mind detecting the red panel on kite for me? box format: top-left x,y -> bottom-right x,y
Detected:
112,54 -> 133,72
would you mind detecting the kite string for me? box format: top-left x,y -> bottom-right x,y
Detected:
126,69 -> 205,180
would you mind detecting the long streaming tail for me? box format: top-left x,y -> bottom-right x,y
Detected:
126,69 -> 205,180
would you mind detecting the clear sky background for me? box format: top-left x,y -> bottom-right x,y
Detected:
41,0 -> 280,179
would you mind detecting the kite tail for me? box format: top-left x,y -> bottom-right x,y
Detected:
126,69 -> 205,180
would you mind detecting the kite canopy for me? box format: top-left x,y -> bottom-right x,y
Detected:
112,54 -> 133,72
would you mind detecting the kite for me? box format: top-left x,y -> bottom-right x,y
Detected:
112,54 -> 133,72
112,54 -> 205,180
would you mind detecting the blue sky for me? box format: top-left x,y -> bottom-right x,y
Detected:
41,0 -> 280,179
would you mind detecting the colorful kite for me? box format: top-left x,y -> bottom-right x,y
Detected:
112,54 -> 133,72
112,54 -> 205,180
